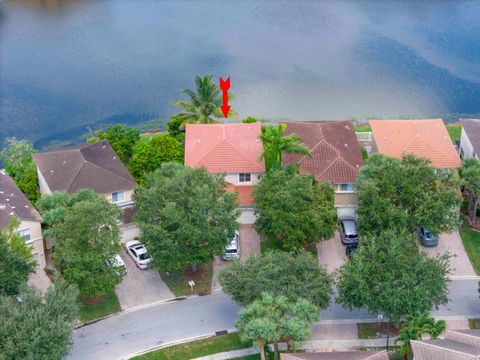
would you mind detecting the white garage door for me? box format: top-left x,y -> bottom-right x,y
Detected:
238,208 -> 256,224
336,206 -> 356,218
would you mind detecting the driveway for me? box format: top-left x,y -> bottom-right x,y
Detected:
317,232 -> 347,273
115,251 -> 174,310
421,231 -> 476,278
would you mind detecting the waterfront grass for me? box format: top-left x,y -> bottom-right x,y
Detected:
132,333 -> 249,360
446,124 -> 462,142
354,126 -> 371,132
78,289 -> 121,322
159,262 -> 213,296
460,225 -> 480,275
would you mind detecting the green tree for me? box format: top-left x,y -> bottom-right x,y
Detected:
396,313 -> 446,359
243,117 -> 258,123
219,250 -> 332,309
254,166 -> 337,249
88,124 -> 140,164
236,293 -> 318,360
0,280 -> 79,360
0,219 -> 36,296
166,116 -> 186,142
38,190 -> 124,297
129,134 -> 184,183
357,154 -> 461,236
171,75 -> 234,126
459,158 -> 480,224
259,124 -> 310,171
0,137 -> 40,203
336,230 -> 451,323
134,162 -> 239,272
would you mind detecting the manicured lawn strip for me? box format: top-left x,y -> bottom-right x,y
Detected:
469,319 -> 480,329
132,333 -> 249,360
446,124 -> 462,142
159,261 -> 213,296
78,289 -> 121,322
460,225 -> 480,275
357,323 -> 400,339
354,126 -> 371,132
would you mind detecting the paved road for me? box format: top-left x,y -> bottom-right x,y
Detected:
70,279 -> 480,360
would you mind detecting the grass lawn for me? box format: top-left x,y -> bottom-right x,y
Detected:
159,262 -> 213,296
260,236 -> 317,257
78,289 -> 121,323
357,323 -> 400,339
138,132 -> 165,144
469,319 -> 480,329
446,124 -> 462,142
459,225 -> 480,275
354,126 -> 371,132
132,333 -> 249,360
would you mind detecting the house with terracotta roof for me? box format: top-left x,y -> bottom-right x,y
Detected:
282,121 -> 364,218
459,119 -> 480,160
281,350 -> 388,360
0,170 -> 45,268
184,123 -> 265,224
412,329 -> 480,359
369,119 -> 461,169
33,140 -> 139,242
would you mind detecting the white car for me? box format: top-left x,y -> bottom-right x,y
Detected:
111,254 -> 126,269
223,230 -> 240,260
125,241 -> 152,269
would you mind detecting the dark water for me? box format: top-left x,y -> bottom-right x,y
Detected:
1,0 -> 479,148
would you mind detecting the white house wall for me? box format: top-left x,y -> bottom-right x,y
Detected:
460,128 -> 476,159
37,168 -> 52,195
19,220 -> 46,268
224,173 -> 261,186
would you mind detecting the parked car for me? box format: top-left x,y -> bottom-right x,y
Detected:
346,242 -> 358,258
339,217 -> 359,245
223,230 -> 240,260
419,228 -> 439,247
126,240 -> 152,269
110,254 -> 126,269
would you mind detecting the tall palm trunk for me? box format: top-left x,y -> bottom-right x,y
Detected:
258,340 -> 266,360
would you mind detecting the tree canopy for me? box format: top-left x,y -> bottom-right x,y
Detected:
336,230 -> 451,322
0,280 -> 79,360
219,250 -> 332,309
0,137 -> 40,203
37,190 -> 124,297
459,158 -> 480,224
253,166 -> 337,249
356,154 -> 461,236
236,292 -> 318,360
166,116 -> 186,142
0,219 -> 36,296
88,124 -> 140,163
134,162 -> 239,271
129,134 -> 184,183
259,124 -> 310,171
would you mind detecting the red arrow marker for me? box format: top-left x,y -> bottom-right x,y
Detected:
219,76 -> 230,118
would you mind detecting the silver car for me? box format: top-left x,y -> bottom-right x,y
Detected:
223,230 -> 240,260
126,240 -> 152,269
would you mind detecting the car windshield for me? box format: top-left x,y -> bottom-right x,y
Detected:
346,234 -> 358,239
225,248 -> 238,254
139,253 -> 150,260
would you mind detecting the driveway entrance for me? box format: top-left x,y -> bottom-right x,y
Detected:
317,232 -> 347,273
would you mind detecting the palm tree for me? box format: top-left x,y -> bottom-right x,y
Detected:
172,75 -> 233,126
260,124 -> 310,171
459,158 -> 480,224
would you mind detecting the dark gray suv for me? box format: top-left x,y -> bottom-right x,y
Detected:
339,217 -> 359,245
419,228 -> 439,247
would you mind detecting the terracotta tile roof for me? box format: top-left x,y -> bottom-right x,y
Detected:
33,140 -> 137,194
184,123 -> 265,173
281,351 -> 388,360
282,121 -> 364,183
0,170 -> 42,228
370,119 -> 461,169
226,184 -> 254,206
460,119 -> 480,156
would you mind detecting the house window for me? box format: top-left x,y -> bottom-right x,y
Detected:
239,173 -> 252,183
18,229 -> 31,242
339,183 -> 354,192
112,191 -> 125,203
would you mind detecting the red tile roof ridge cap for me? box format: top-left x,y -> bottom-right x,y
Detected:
316,157 -> 358,181
296,138 -> 338,164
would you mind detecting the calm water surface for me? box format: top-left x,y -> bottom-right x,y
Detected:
0,0 -> 479,147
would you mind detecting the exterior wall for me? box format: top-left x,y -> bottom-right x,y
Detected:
224,173 -> 262,186
334,192 -> 358,207
104,188 -> 135,207
460,128 -> 477,159
18,220 -> 46,268
37,168 -> 52,195
411,341 -> 477,360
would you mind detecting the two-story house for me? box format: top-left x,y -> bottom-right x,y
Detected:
184,123 -> 265,224
0,170 -> 45,268
282,121 -> 364,218
33,140 -> 139,242
459,119 -> 480,160
369,119 -> 461,170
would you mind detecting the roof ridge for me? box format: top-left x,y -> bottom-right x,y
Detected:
297,138 -> 340,164
316,156 -> 343,179
65,160 -> 88,192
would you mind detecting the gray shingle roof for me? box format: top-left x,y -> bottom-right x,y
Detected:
416,338 -> 480,356
0,171 -> 42,228
33,140 -> 136,194
460,119 -> 480,156
281,351 -> 388,360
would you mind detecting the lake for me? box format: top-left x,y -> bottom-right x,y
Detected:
0,0 -> 479,148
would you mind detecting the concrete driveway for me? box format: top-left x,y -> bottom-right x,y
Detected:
422,231 -> 476,278
115,251 -> 174,309
317,232 -> 347,273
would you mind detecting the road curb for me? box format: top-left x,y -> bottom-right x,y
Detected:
449,275 -> 480,280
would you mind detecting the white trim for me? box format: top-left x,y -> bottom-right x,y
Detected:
25,236 -> 43,245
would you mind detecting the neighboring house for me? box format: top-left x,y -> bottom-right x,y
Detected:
184,123 -> 265,224
282,121 -> 364,218
459,119 -> 480,160
369,119 -> 461,170
281,350 -> 388,360
411,329 -> 480,359
0,170 -> 45,268
32,140 -> 139,243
